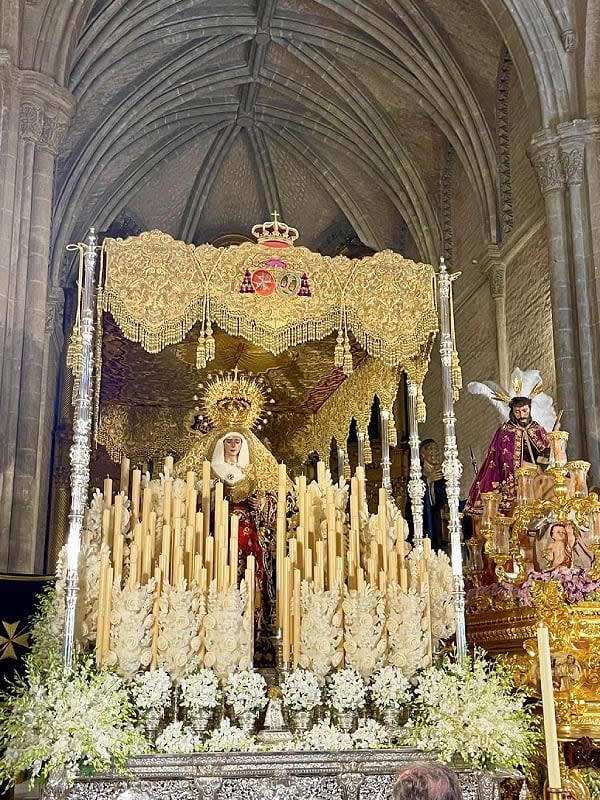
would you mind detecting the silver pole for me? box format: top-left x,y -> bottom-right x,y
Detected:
407,379 -> 425,550
63,228 -> 98,669
380,408 -> 392,494
437,257 -> 466,660
336,445 -> 345,483
357,430 -> 365,469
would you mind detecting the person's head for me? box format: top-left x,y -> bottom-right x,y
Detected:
223,435 -> 243,461
420,438 -> 441,466
508,396 -> 532,427
392,762 -> 461,800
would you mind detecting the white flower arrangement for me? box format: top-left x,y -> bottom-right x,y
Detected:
0,655 -> 144,789
202,718 -> 258,752
370,666 -> 412,710
294,719 -> 353,751
224,669 -> 268,716
130,668 -> 172,712
105,579 -> 155,679
180,669 -> 220,712
342,583 -> 387,678
327,668 -> 366,713
156,578 -> 204,679
399,649 -> 541,770
298,582 -> 343,679
155,720 -> 198,754
418,549 -> 456,647
203,582 -> 252,678
280,669 -> 321,712
385,581 -> 428,677
351,718 -> 390,749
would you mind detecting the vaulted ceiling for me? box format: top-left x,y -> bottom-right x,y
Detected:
43,0 -> 577,284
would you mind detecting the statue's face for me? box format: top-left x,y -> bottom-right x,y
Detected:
512,403 -> 531,425
223,436 -> 243,459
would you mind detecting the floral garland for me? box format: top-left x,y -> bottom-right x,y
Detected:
385,582 -> 428,676
424,550 -> 456,646
130,668 -> 171,712
203,582 -> 252,678
512,567 -> 600,605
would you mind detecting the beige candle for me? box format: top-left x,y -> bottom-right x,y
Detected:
357,567 -> 365,593
113,533 -> 124,587
103,476 -> 113,508
163,478 -> 172,525
205,535 -> 214,585
113,493 -> 123,540
304,546 -> 313,582
202,460 -> 211,540
282,556 -> 291,663
399,566 -> 408,593
230,513 -> 239,586
537,624 -> 562,789
128,542 -> 138,589
96,546 -> 110,664
101,508 -> 111,548
161,523 -> 171,583
131,468 -> 141,521
246,555 -> 256,665
317,460 -> 326,485
164,455 -> 174,476
292,568 -> 301,667
297,474 -> 307,531
150,567 -> 162,669
119,456 -> 130,494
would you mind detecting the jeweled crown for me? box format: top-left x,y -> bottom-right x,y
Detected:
251,210 -> 299,247
195,368 -> 274,430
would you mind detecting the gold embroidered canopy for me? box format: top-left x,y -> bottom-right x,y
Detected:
90,221 -> 442,470
101,228 -> 437,386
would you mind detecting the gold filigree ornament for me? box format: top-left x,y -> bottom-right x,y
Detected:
530,580 -> 578,652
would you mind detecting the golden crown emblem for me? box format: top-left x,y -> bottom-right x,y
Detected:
195,368 -> 274,430
251,210 -> 299,247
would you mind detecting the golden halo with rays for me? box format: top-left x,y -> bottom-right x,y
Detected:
198,369 -> 272,430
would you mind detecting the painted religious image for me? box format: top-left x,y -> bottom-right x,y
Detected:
530,518 -> 594,572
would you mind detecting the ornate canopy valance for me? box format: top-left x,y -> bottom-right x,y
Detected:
101,229 -> 437,386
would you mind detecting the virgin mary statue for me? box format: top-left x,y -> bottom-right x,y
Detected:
174,371 -> 285,661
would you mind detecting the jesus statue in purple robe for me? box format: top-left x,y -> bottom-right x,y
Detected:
465,396 -> 550,516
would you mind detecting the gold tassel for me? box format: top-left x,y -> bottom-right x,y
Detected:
205,319 -> 215,363
341,329 -> 352,376
416,384 -> 426,423
334,330 -> 344,368
196,330 -> 207,370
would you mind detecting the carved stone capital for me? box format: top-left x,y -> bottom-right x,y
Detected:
18,70 -> 75,149
560,146 -> 585,185
46,288 -> 65,333
530,148 -> 564,193
488,262 -> 506,299
20,101 -> 44,142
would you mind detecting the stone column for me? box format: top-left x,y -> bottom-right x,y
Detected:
484,256 -> 510,389
558,120 -> 600,476
0,61 -> 74,572
529,134 -> 584,459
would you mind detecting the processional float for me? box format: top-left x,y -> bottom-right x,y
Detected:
61,216 -> 466,674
